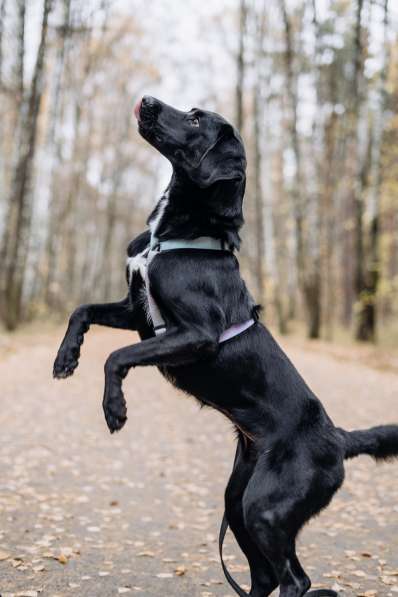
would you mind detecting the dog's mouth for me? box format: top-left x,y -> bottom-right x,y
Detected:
134,96 -> 164,149
134,96 -> 158,127
133,98 -> 142,121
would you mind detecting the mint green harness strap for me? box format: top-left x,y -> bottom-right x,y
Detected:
150,235 -> 229,252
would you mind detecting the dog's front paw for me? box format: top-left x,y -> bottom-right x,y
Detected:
103,384 -> 127,433
53,344 -> 80,379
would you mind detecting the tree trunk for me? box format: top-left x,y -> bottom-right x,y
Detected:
253,81 -> 266,308
15,0 -> 25,103
235,0 -> 247,132
355,0 -> 389,342
0,0 -> 52,330
280,0 -> 321,338
43,0 -> 71,308
349,0 -> 367,341
0,0 -> 6,85
304,271 -> 321,339
272,150 -> 290,335
252,4 -> 267,309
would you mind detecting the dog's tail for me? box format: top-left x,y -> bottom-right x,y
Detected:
338,424 -> 398,461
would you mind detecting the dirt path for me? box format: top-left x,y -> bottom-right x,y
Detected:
0,327 -> 397,597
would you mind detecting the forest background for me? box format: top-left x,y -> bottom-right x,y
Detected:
0,0 -> 397,348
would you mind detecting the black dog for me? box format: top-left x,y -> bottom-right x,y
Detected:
54,96 -> 398,597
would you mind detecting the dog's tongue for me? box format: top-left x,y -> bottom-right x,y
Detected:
134,98 -> 142,121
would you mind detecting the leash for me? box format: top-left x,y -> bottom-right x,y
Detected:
218,440 -> 250,597
219,511 -> 250,596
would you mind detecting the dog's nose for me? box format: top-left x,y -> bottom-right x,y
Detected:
134,96 -> 157,121
142,95 -> 156,108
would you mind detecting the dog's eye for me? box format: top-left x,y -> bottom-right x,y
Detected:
190,117 -> 200,127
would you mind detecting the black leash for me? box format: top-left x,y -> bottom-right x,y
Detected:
218,512 -> 338,597
219,511 -> 250,596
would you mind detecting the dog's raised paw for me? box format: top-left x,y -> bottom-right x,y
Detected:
53,348 -> 79,379
103,396 -> 128,434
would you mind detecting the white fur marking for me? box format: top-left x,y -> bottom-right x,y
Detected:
149,190 -> 169,237
126,248 -> 148,283
126,248 -> 152,325
139,286 -> 152,325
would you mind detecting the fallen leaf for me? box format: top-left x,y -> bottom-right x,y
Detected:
174,565 -> 187,576
0,549 -> 11,561
381,576 -> 396,586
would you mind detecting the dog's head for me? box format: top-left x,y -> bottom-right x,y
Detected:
134,96 -> 246,189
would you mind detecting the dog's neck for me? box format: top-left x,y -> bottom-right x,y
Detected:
147,171 -> 245,250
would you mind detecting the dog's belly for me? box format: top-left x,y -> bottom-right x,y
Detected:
158,322 -> 334,444
158,336 -> 274,438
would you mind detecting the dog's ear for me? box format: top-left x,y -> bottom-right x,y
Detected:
188,124 -> 246,188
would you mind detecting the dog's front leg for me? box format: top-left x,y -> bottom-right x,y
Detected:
53,298 -> 134,379
103,327 -> 218,432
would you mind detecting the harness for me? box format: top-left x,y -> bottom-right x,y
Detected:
131,235 -> 256,341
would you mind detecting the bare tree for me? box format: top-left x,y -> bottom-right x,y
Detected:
0,0 -> 6,86
42,0 -> 72,308
235,0 -> 247,131
0,0 -> 53,329
279,0 -> 322,338
252,1 -> 267,308
355,0 -> 390,341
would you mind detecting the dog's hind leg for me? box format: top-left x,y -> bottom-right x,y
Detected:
242,451 -> 342,597
243,490 -> 310,595
224,436 -> 278,597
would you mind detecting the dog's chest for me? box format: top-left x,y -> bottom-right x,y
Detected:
126,191 -> 169,325
126,248 -> 148,282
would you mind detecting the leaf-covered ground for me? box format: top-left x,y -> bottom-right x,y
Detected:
0,327 -> 397,596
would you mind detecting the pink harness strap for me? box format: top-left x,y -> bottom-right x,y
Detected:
219,318 -> 255,343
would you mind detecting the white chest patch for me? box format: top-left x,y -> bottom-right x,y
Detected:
126,247 -> 152,325
126,187 -> 169,329
149,190 -> 169,237
126,248 -> 148,284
